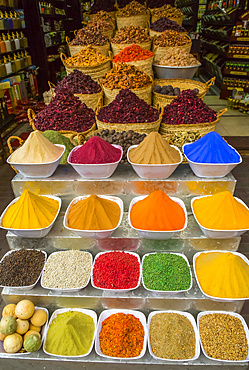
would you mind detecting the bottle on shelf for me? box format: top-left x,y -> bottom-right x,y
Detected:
13,32 -> 20,50
4,55 -> 12,74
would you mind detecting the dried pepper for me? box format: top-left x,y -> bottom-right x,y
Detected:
99,313 -> 144,357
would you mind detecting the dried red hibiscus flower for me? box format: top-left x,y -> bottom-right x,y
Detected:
34,88 -> 96,132
162,89 -> 217,125
97,89 -> 160,124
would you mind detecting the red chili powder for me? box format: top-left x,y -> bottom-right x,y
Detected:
93,251 -> 140,289
69,136 -> 121,164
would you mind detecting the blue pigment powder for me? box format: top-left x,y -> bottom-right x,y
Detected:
183,132 -> 241,163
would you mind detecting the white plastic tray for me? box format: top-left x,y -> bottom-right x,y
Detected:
91,251 -> 141,292
0,306 -> 49,355
64,195 -> 123,239
41,251 -> 92,292
148,310 -> 200,361
127,145 -> 182,179
141,252 -> 192,294
95,309 -> 147,360
7,144 -> 65,178
193,250 -> 249,301
67,144 -> 123,179
0,195 -> 61,238
197,310 -> 249,362
128,195 -> 188,239
0,249 -> 47,290
43,308 -> 97,358
191,195 -> 249,239
183,143 -> 242,178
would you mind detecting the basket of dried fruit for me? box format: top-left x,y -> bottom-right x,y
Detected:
66,31 -> 110,57
102,63 -> 153,105
159,90 -> 227,152
60,47 -> 111,82
111,26 -> 152,56
96,89 -> 162,134
153,78 -> 216,109
116,0 -> 150,29
153,31 -> 192,63
27,88 -> 97,145
150,5 -> 184,25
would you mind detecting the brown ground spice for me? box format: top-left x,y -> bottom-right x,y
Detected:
199,313 -> 248,361
128,132 -> 181,164
150,313 -> 196,359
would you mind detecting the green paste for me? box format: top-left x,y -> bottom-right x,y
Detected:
44,311 -> 95,356
42,130 -> 75,164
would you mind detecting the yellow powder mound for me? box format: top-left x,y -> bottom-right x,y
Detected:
128,132 -> 181,164
10,131 -> 63,164
67,195 -> 121,230
195,252 -> 249,299
193,191 -> 249,230
1,190 -> 59,229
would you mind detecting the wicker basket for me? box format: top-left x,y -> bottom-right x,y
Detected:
60,53 -> 111,82
153,35 -> 192,63
96,108 -> 162,134
150,29 -> 187,38
153,77 -> 216,109
151,14 -> 184,25
103,81 -> 153,105
27,109 -> 97,145
116,11 -> 150,30
159,108 -> 227,153
111,40 -> 152,56
66,37 -> 111,57
113,55 -> 154,77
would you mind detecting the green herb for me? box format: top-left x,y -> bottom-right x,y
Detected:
42,130 -> 75,164
142,253 -> 191,291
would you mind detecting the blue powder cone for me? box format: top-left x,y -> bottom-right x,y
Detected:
183,132 -> 241,164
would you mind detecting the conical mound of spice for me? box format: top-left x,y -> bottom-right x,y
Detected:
67,195 -> 121,230
130,190 -> 185,231
33,88 -> 96,132
10,131 -> 63,164
42,130 -> 75,164
195,252 -> 249,299
69,136 -> 121,164
128,132 -> 181,164
1,190 -> 59,229
192,191 -> 249,230
184,132 -> 241,164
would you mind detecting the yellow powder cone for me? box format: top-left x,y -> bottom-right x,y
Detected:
67,195 -> 121,230
193,191 -> 249,230
1,190 -> 59,229
128,132 -> 181,164
195,252 -> 249,299
10,131 -> 63,164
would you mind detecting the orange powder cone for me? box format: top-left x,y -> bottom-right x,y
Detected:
193,191 -> 249,230
130,190 -> 185,231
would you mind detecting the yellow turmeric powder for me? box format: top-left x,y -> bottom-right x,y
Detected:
195,251 -> 249,299
1,190 -> 59,229
192,191 -> 249,230
67,195 -> 121,230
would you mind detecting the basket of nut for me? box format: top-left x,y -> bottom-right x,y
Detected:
153,77 -> 216,109
102,64 -> 153,105
150,5 -> 184,25
159,90 -> 227,153
153,30 -> 192,64
111,26 -> 152,56
116,0 -> 150,30
60,47 -> 111,82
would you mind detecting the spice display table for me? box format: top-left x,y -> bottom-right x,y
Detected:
1,163 -> 248,367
